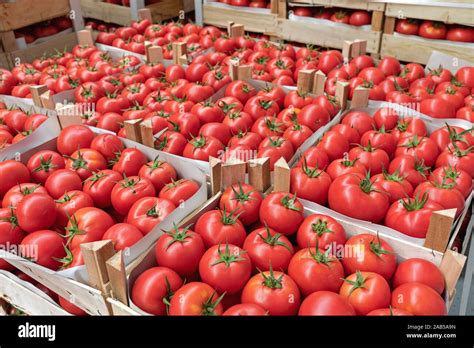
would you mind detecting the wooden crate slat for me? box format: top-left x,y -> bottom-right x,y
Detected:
0,0 -> 71,32
289,0 -> 386,11
203,4 -> 278,33
381,33 -> 474,64
385,3 -> 474,26
278,18 -> 382,53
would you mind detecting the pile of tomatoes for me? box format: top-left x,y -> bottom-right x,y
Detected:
0,125 -> 200,301
216,0 -> 271,8
396,19 -> 474,43
131,186 -> 448,316
13,16 -> 73,45
291,106 -> 473,238
291,6 -> 372,27
0,103 -> 48,150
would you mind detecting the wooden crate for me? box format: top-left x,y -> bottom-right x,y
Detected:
278,18 -> 382,53
289,0 -> 385,11
0,0 -> 71,32
385,0 -> 473,26
81,0 -> 193,26
0,52 -> 11,69
380,33 -> 474,64
203,1 -> 278,34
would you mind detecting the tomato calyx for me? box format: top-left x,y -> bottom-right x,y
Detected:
0,208 -> 19,228
219,207 -> 242,226
357,139 -> 378,153
227,111 -> 242,120
449,142 -> 473,158
264,117 -> 284,134
189,134 -> 208,150
163,178 -> 185,191
54,244 -> 74,268
242,84 -> 251,94
218,101 -> 237,114
84,171 -> 106,187
343,270 -> 367,296
267,136 -> 285,149
260,264 -> 283,289
413,158 -> 430,178
311,219 -> 334,237
400,134 -> 422,149
334,10 -> 348,19
119,174 -> 141,194
445,123 -> 472,145
64,149 -> 92,173
257,224 -> 292,251
369,234 -> 395,258
281,194 -> 301,212
442,164 -> 460,181
400,192 -> 429,212
146,156 -> 165,172
359,172 -> 379,194
163,223 -> 193,249
55,192 -> 76,204
64,215 -> 86,245
162,276 -> 175,314
231,182 -> 256,204
382,168 -> 405,183
211,242 -> 247,268
302,157 -> 323,178
340,156 -> 359,168
201,291 -> 226,316
259,99 -> 274,111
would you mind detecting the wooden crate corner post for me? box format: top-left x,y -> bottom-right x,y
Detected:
172,41 -> 187,65
297,69 -> 315,95
439,250 -> 467,308
312,70 -> 327,97
105,251 -> 129,306
29,85 -> 49,108
351,87 -> 370,108
76,28 -> 94,46
424,209 -> 457,253
248,157 -> 271,193
124,119 -> 144,144
335,80 -> 350,110
273,157 -> 290,193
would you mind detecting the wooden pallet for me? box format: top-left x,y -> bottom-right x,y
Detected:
289,0 -> 385,12
203,1 -> 279,34
80,0 -> 193,26
278,18 -> 382,53
0,0 -> 71,32
380,33 -> 474,65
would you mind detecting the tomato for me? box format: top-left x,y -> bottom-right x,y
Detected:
393,258 -> 445,296
290,161 -> 332,205
74,82 -> 104,104
82,170 -> 121,209
447,26 -> 474,42
96,93 -> 130,114
429,125 -> 474,153
112,148 -> 148,177
243,225 -> 293,272
244,96 -> 281,121
138,159 -> 177,193
419,21 -> 447,40
183,135 -> 224,161
65,149 -> 107,181
395,135 -> 439,167
90,134 -> 124,161
241,268 -> 301,316
26,150 -> 64,185
225,81 -> 256,105
223,111 -> 254,134
349,11 -> 371,26
348,142 -> 390,175
20,230 -> 65,270
127,196 -> 175,235
371,171 -> 414,203
340,271 -> 391,315
389,155 -> 430,189
283,91 -> 313,109
223,303 -> 267,316
155,131 -> 187,156
328,172 -> 390,223
420,97 -> 456,119
111,176 -> 155,216
385,194 -> 444,238
131,267 -> 183,315
391,282 -> 446,315
395,19 -> 419,35
66,207 -> 115,249
0,208 -> 25,270
259,192 -> 304,236
4,110 -> 27,133
427,66 -> 453,84
55,190 -> 94,228
318,51 -> 343,75
15,193 -> 56,233
401,63 -> 425,84
414,181 -> 465,217
155,224 -> 205,277
102,223 -> 143,251
57,125 -> 94,156
199,243 -> 251,294
429,165 -> 472,199
299,291 -> 356,316
0,161 -> 30,198
195,209 -> 246,248
296,104 -> 330,132
0,69 -> 16,95
289,246 -> 344,296
44,169 -> 82,200
456,106 -> 474,122
378,57 -> 401,77
283,122 -> 313,149
456,67 -> 474,89
436,146 -> 474,177
342,111 -> 375,136
169,282 -> 224,316
367,308 -> 413,316
330,10 -> 350,24
358,67 -> 385,85
317,131 -> 350,162
351,55 -> 374,71
219,183 -> 262,226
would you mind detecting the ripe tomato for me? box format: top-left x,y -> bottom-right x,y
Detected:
349,142 -> 390,175
65,149 -> 107,180
429,125 -> 474,152
26,150 -> 65,184
349,11 -> 371,26
241,268 -> 301,316
155,131 -> 187,156
16,193 -> 56,233
244,96 -> 281,121
111,176 -> 156,215
259,192 -> 304,236
223,303 -> 267,316
414,181 -> 465,217
0,161 -> 31,198
243,226 -> 294,272
195,209 -> 246,248
342,111 -> 375,136
57,125 -> 94,156
112,148 -> 148,177
223,111 -> 254,134
342,234 -> 397,280
371,170 -> 413,203
429,165 -> 472,199
326,157 -> 367,180
299,291 -> 356,316
127,197 -> 176,235
328,172 -> 390,223
199,243 -> 251,294
0,209 -> 25,270
290,161 -> 332,205
284,90 -> 313,109
385,194 -> 444,238
456,67 -> 474,89
330,10 -> 349,24
378,57 -> 401,77
183,135 -> 224,161
20,230 -> 66,270
155,224 -> 205,276
331,123 -> 361,145
131,267 -> 183,315
317,131 -> 350,162
138,159 -> 177,192
339,271 -> 391,315
393,258 -> 445,294
296,104 -> 330,132
420,97 -> 456,119
396,19 -> 419,35
159,179 -> 199,207
2,183 -> 48,209
389,155 -> 430,189
391,282 -> 446,315
169,282 -> 224,316
90,134 -> 124,161
288,246 -> 344,296
219,183 -> 263,226
102,223 -> 143,251
67,207 -> 115,249
360,126 -> 397,157
284,122 -> 313,149
55,190 -> 94,228
436,146 -> 474,177
82,170 -> 122,208
419,21 -> 447,40
395,135 -> 439,167
225,81 -> 257,104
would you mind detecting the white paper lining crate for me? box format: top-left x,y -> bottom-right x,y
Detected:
381,1 -> 474,64
202,0 -> 279,34
289,0 -> 385,12
80,0 -> 195,26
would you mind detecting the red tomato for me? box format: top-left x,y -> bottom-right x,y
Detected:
24,150 -> 63,185
296,104 -> 330,132
414,181 -> 465,217
138,159 -> 177,193
429,125 -> 474,153
339,271 -> 391,315
395,19 -> 419,35
328,173 -> 390,223
112,148 -> 148,177
44,169 -> 82,200
299,291 -> 356,316
67,207 -> 115,249
127,197 -> 176,235
219,183 -> 263,226
82,170 -> 122,208
159,179 -> 199,207
199,243 -> 251,294
182,135 -> 224,161
385,194 -> 444,238
349,11 -> 371,26
429,165 -> 472,199
223,303 -> 267,316
155,131 -> 187,156
342,111 -> 375,135
378,56 -> 401,77
393,258 -> 445,294
371,171 -> 414,203
436,146 -> 474,177
55,190 -> 94,228
57,125 -> 95,156
2,183 -> 48,209
317,131 -> 350,162
195,209 -> 246,248
169,282 -> 224,316
391,282 -> 446,315
456,67 -> 474,89
65,149 -> 107,180
330,10 -> 350,24
103,223 -> 143,251
20,230 -> 65,270
111,176 -> 156,215
395,135 -> 439,167
326,157 -> 367,180
259,192 -> 304,236
373,107 -> 399,131
0,208 -> 25,270
225,81 -> 257,105
241,268 -> 301,316
348,142 -> 390,175
419,21 -> 447,40
16,193 -> 56,233
131,267 -> 183,315
420,97 -> 456,119
90,134 -> 125,161
290,162 -> 332,205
